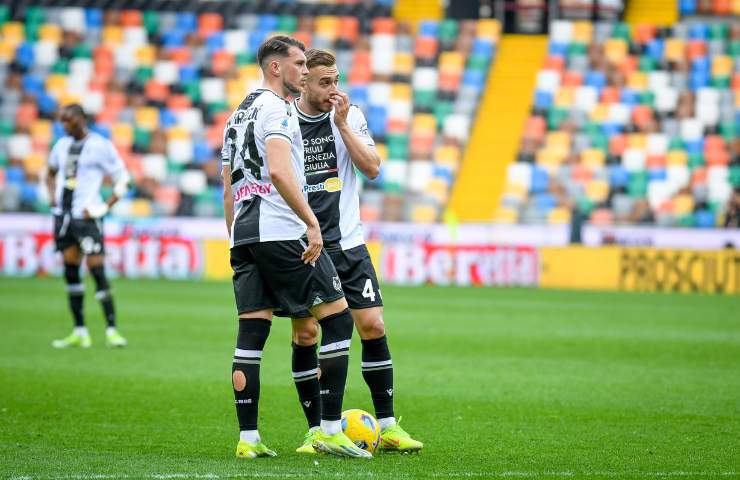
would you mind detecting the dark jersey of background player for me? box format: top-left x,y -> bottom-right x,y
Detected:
294,99 -> 373,250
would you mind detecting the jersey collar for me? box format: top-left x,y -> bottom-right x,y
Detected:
294,98 -> 330,123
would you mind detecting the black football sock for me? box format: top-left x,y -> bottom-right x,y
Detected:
89,265 -> 115,328
232,318 -> 271,432
361,335 -> 395,420
317,309 -> 354,421
63,263 -> 84,327
291,342 -> 321,429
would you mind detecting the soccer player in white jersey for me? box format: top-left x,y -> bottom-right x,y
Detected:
46,104 -> 130,349
221,36 -> 370,459
290,49 -> 423,453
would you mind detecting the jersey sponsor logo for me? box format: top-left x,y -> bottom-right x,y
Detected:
305,161 -> 338,176
332,275 -> 342,291
303,134 -> 337,174
359,121 -> 370,136
304,177 -> 343,194
234,182 -> 273,202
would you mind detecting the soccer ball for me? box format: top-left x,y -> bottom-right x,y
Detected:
341,409 -> 381,453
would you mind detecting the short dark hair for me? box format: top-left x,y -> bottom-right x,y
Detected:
305,49 -> 336,69
61,103 -> 86,121
257,36 -> 306,69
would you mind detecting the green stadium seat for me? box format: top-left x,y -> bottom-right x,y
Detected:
576,196 -> 594,215
567,43 -> 588,56
413,90 -> 435,111
668,136 -> 684,150
711,76 -> 730,88
709,22 -> 728,40
638,91 -> 655,106
438,19 -> 458,44
25,21 -> 42,42
387,134 -> 409,160
611,23 -> 631,41
729,40 -> 740,56
71,43 -> 92,58
208,100 -> 229,116
136,66 -> 154,83
677,214 -> 695,227
466,54 -> 489,72
730,166 -> 740,188
25,6 -> 45,25
134,128 -> 151,151
51,58 -> 69,74
688,153 -> 705,169
0,120 -> 14,136
547,107 -> 568,130
589,132 -> 609,152
639,56 -> 656,72
182,81 -> 200,103
0,5 -> 9,25
628,172 -> 648,198
278,15 -> 297,33
719,121 -> 737,142
143,11 -> 159,35
236,51 -> 255,66
433,101 -> 453,131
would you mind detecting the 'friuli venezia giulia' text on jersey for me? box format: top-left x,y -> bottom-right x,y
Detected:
294,100 -> 374,250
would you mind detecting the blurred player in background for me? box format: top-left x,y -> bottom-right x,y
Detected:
290,49 -> 423,453
46,104 -> 130,349
222,36 -> 371,459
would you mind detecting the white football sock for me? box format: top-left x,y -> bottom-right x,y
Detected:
74,326 -> 89,336
321,420 -> 341,436
106,327 -> 118,335
378,417 -> 396,431
239,430 -> 260,444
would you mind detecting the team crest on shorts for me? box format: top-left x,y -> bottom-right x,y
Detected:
332,276 -> 342,292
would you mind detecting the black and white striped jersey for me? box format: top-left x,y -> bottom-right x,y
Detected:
222,88 -> 307,247
48,131 -> 127,219
294,100 -> 375,250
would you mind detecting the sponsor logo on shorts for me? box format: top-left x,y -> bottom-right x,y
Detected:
234,182 -> 273,202
80,236 -> 102,255
304,177 -> 343,194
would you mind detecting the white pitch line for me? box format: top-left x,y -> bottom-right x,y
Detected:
7,472 -> 739,480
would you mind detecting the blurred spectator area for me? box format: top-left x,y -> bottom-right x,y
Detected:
501,17 -> 740,228
0,1 -> 498,223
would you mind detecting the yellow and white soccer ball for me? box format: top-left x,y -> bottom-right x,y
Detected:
341,409 -> 381,453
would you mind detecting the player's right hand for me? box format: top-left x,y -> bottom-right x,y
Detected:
302,224 -> 323,264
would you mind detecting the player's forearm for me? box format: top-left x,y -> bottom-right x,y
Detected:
46,170 -> 57,207
336,124 -> 380,179
271,169 -> 320,230
222,166 -> 234,236
224,199 -> 234,236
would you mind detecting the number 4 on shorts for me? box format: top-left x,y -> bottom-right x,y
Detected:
362,278 -> 378,302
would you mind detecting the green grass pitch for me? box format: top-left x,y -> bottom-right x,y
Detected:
1,276 -> 738,479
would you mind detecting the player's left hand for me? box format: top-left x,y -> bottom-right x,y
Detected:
85,203 -> 109,219
330,91 -> 350,127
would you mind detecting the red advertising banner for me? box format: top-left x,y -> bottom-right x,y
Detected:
0,231 -> 202,279
379,243 -> 539,287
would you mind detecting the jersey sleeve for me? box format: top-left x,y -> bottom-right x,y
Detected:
221,121 -> 237,166
261,98 -> 292,145
348,105 -> 375,146
102,138 -> 127,178
48,140 -> 62,171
